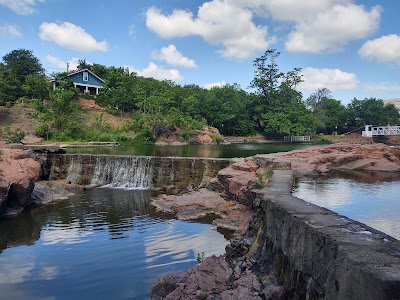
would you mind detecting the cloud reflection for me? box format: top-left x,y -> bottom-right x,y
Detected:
144,221 -> 228,268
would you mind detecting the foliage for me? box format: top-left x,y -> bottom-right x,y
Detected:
347,98 -> 400,127
0,49 -> 45,104
255,167 -> 274,189
306,89 -> 348,134
249,49 -> 315,136
22,74 -> 49,100
196,252 -> 205,263
0,125 -> 26,143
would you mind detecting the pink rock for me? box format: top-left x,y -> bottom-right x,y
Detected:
0,148 -> 40,215
21,134 -> 44,144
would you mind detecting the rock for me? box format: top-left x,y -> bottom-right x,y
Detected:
21,134 -> 44,144
192,127 -> 223,144
0,148 -> 40,216
255,143 -> 400,176
152,188 -> 251,234
31,181 -> 76,204
151,256 -> 231,300
263,285 -> 287,300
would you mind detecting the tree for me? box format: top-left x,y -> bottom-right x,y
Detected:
22,74 -> 49,100
0,63 -> 21,104
306,89 -> 347,134
2,49 -> 44,84
249,49 -> 315,136
347,98 -> 399,127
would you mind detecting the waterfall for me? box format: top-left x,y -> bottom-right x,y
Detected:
90,156 -> 153,190
66,155 -> 83,184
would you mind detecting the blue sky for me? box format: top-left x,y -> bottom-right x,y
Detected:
1,0 -> 400,104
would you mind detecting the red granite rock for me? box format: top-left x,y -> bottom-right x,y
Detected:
0,148 -> 40,215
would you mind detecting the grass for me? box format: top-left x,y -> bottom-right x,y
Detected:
255,167 -> 274,189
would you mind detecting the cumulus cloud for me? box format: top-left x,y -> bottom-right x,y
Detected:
128,62 -> 183,81
152,44 -> 197,68
39,22 -> 108,52
203,81 -> 226,89
231,0 -> 349,20
146,0 -> 273,59
359,34 -> 400,64
298,67 -> 358,91
44,55 -> 82,71
363,82 -> 400,93
285,4 -> 381,53
0,0 -> 45,15
0,24 -> 21,37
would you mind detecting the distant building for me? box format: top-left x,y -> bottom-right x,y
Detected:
52,69 -> 105,96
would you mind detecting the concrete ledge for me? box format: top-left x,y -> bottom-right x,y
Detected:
257,170 -> 400,299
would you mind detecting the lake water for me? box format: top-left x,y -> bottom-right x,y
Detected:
292,171 -> 400,240
67,142 -> 311,158
0,189 -> 229,300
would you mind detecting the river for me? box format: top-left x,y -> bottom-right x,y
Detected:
0,189 -> 229,300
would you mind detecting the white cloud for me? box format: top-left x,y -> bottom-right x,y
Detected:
128,24 -> 135,37
0,24 -> 21,37
0,0 -> 44,15
39,22 -> 108,52
299,67 -> 358,91
285,4 -> 381,53
203,81 -> 226,89
363,82 -> 400,93
146,0 -> 273,59
128,62 -> 183,81
231,0 -> 349,20
359,34 -> 400,64
152,44 -> 197,68
44,55 -> 83,72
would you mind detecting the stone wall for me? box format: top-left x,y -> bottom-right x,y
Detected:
44,153 -> 232,192
249,170 -> 400,299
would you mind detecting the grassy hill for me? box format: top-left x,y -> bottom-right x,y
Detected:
0,98 -> 133,143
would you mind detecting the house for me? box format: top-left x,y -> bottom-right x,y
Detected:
52,69 -> 105,96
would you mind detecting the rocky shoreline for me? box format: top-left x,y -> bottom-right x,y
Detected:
149,143 -> 400,299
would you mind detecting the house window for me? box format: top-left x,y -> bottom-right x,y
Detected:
83,71 -> 89,81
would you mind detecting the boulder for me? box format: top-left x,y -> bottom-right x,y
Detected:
21,134 -> 44,144
0,148 -> 40,216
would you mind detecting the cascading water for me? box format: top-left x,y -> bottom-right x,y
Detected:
66,155 -> 83,184
90,156 -> 153,189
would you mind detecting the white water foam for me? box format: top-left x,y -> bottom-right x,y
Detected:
90,156 -> 153,190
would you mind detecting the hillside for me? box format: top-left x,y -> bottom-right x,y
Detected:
0,98 -> 133,142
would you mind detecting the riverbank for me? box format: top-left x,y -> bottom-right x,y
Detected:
151,166 -> 400,300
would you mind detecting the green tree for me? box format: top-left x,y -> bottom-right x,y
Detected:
306,89 -> 347,134
249,49 -> 315,136
42,89 -> 79,133
347,98 -> 400,127
0,63 -> 21,104
2,49 -> 44,84
22,74 -> 49,100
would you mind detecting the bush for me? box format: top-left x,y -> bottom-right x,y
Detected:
255,167 -> 273,189
0,125 -> 26,143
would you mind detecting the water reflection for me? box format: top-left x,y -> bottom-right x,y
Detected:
0,188 -> 228,299
293,172 -> 400,240
67,142 -> 311,158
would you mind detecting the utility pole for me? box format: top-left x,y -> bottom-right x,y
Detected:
67,62 -> 69,72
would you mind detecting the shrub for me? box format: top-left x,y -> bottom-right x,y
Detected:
255,167 -> 274,189
0,125 -> 26,143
